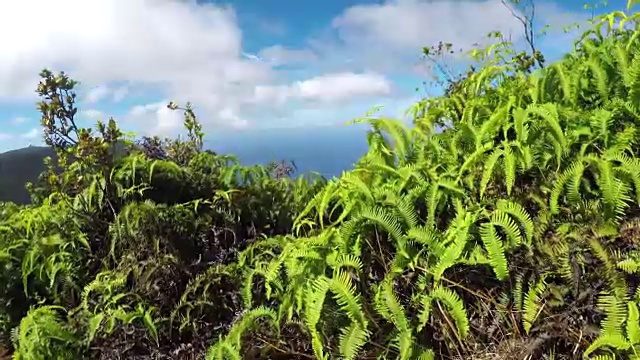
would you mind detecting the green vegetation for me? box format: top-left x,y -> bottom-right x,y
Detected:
2,4 -> 640,359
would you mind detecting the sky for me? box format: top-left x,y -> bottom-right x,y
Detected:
0,0 -> 631,154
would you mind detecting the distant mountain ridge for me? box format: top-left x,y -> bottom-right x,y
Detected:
0,145 -> 56,204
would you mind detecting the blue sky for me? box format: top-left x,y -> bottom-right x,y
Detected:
0,0 -> 631,153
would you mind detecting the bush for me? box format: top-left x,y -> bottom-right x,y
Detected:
2,5 -> 640,360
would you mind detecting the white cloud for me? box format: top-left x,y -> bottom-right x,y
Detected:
84,84 -> 131,104
307,0 -> 579,75
0,0 -> 272,132
218,107 -> 250,129
126,100 -> 250,136
85,86 -> 110,104
0,0 -> 586,138
112,85 -> 129,102
129,101 -> 167,117
282,96 -> 417,128
83,84 -> 130,105
242,53 -> 262,62
252,72 -> 392,105
79,109 -> 105,121
257,45 -> 318,66
11,116 -> 28,124
332,0 -> 522,51
126,101 -> 180,136
21,128 -> 40,139
155,107 -> 184,136
295,73 -> 391,102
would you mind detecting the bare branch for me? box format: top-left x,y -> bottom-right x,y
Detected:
500,0 -> 544,68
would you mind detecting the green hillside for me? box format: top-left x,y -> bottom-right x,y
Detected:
0,146 -> 55,204
0,141 -> 133,205
2,4 -> 640,360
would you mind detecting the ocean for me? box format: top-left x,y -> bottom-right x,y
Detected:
208,124 -> 371,179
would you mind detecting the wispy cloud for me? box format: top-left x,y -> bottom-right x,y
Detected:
11,116 -> 28,124
251,72 -> 392,105
20,128 -> 40,139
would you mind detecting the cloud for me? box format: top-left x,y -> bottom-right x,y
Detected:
331,0 -> 522,51
111,86 -> 129,102
79,109 -> 106,122
11,117 -> 28,124
124,100 -> 241,137
0,128 -> 44,149
285,96 -> 418,127
83,85 -> 129,104
304,0 -> 584,76
294,72 -> 392,102
21,128 -> 40,139
252,72 -> 392,105
126,101 -> 181,136
0,0 -> 411,132
0,0 -> 272,132
300,0 -> 518,72
256,45 -> 318,66
0,0 -> 589,141
85,86 -> 110,104
129,101 -> 167,118
155,107 -> 186,136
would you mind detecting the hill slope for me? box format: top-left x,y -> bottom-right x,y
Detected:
0,146 -> 55,204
